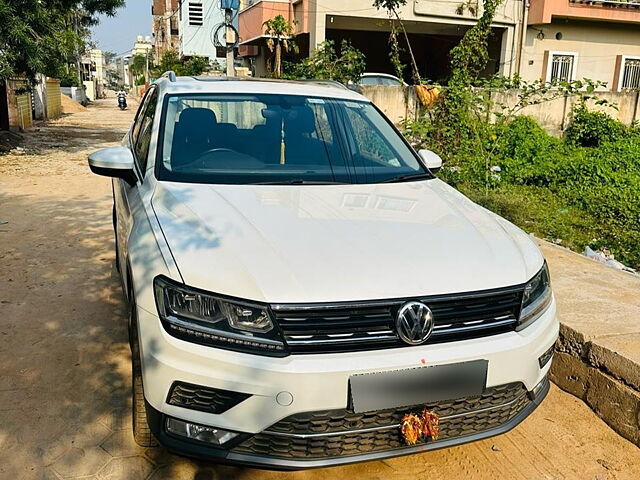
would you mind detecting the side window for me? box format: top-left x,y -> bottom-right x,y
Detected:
131,91 -> 151,143
547,52 -> 577,83
380,77 -> 402,86
309,103 -> 333,145
344,105 -> 398,167
134,88 -> 159,174
359,77 -> 379,86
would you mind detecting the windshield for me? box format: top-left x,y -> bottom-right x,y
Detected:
156,93 -> 429,185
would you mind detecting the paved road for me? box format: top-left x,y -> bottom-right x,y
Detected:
1,101 -> 639,480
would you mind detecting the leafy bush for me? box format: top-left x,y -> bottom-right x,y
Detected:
448,114 -> 640,269
565,105 -> 628,147
152,50 -> 209,78
59,70 -> 80,88
283,40 -> 365,85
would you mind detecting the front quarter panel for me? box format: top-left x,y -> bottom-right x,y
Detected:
127,175 -> 181,314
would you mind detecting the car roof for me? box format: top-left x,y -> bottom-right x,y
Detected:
155,75 -> 367,101
361,72 -> 401,80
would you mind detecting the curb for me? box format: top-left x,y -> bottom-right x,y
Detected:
551,323 -> 640,447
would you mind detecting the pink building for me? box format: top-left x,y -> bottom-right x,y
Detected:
522,0 -> 640,90
238,0 -> 527,82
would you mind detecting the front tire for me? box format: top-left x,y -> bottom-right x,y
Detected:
130,303 -> 158,447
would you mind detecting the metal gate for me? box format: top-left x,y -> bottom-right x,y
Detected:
46,78 -> 62,118
0,81 -> 9,130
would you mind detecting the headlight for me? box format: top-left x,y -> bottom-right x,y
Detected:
517,262 -> 553,330
154,276 -> 286,355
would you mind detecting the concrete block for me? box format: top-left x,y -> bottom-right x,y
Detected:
588,335 -> 640,391
586,370 -> 640,446
550,351 -> 589,401
552,351 -> 640,447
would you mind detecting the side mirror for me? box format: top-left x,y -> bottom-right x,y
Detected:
418,149 -> 443,173
88,146 -> 137,186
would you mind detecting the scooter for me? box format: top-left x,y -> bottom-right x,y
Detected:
118,96 -> 127,110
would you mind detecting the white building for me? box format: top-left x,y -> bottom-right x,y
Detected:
178,0 -> 233,62
132,36 -> 154,57
117,56 -> 132,88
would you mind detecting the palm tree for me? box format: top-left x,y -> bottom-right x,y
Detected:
263,15 -> 297,78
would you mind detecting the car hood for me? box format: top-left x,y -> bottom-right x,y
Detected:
151,179 -> 543,303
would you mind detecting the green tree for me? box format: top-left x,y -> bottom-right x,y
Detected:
154,50 -> 182,76
0,0 -> 125,83
103,51 -> 117,65
179,56 -> 209,76
129,54 -> 148,77
152,50 -> 209,77
372,0 -> 420,83
263,15 -> 298,78
430,0 -> 503,159
284,40 -> 365,85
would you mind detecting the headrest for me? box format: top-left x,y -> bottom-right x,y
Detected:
177,108 -> 218,126
285,106 -> 316,135
216,122 -> 238,133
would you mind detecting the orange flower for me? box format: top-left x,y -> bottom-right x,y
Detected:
400,414 -> 423,445
421,409 -> 440,440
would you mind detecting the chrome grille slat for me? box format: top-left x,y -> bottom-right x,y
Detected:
431,317 -> 517,336
287,334 -> 398,346
273,287 -> 524,354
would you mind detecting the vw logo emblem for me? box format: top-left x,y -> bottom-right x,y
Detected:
396,301 -> 434,346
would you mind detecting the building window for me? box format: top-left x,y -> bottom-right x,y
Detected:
621,57 -> 640,90
188,2 -> 204,26
548,52 -> 577,83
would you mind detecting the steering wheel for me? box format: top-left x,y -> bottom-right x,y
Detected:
174,148 -> 237,170
200,147 -> 235,156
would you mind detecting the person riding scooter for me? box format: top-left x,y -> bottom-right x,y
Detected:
117,90 -> 127,110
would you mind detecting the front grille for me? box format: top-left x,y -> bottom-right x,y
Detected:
272,287 -> 524,354
233,382 -> 530,459
167,382 -> 251,414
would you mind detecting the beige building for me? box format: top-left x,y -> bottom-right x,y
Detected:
89,49 -> 106,85
238,0 -> 640,89
132,36 -> 154,58
80,50 -> 106,101
238,0 -> 528,81
520,0 -> 640,90
152,0 -> 180,60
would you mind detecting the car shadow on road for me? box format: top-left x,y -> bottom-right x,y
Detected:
0,182 -> 268,479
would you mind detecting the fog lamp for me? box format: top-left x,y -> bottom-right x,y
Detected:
531,376 -> 548,399
166,418 -> 239,445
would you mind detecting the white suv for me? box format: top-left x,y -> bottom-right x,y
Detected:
88,74 -> 558,470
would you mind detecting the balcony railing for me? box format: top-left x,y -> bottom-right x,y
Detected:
569,0 -> 640,7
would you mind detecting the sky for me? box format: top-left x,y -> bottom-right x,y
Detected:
91,1 -> 152,56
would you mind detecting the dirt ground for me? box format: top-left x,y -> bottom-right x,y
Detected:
1,101 -> 639,480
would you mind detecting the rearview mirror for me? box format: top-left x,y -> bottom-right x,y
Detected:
418,149 -> 443,173
88,146 -> 137,186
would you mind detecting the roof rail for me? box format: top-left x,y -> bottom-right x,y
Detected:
162,71 -> 177,82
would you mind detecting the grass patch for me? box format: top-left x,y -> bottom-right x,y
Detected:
438,114 -> 640,269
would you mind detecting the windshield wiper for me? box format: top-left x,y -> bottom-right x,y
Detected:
381,173 -> 432,183
252,180 -> 349,185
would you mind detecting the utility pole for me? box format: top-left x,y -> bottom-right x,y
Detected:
221,0 -> 239,77
144,49 -> 150,84
225,7 -> 234,77
73,12 -> 83,86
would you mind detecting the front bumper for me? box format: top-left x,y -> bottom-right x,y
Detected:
136,298 -> 558,468
146,377 -> 550,470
